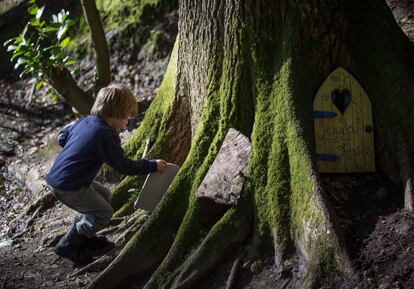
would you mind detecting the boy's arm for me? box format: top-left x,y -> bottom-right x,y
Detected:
57,121 -> 76,147
98,134 -> 158,175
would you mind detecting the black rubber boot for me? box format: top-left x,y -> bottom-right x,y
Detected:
86,235 -> 115,256
55,224 -> 93,265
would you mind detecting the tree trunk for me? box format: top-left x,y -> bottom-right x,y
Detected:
81,0 -> 111,89
88,0 -> 414,288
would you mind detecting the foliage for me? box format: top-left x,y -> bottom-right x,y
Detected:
4,0 -> 77,91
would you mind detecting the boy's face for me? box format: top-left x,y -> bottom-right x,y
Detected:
109,116 -> 128,132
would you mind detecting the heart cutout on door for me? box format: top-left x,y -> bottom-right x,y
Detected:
331,89 -> 352,114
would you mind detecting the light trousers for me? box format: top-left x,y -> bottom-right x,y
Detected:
49,181 -> 113,237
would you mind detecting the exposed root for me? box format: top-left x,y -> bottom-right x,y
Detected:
225,257 -> 241,289
26,192 -> 56,215
143,198 -> 229,289
113,211 -> 149,245
167,206 -> 251,289
9,192 -> 56,233
72,249 -> 118,276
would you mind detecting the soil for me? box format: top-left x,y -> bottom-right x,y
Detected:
0,1 -> 414,289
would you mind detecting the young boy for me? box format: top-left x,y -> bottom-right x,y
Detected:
46,83 -> 167,264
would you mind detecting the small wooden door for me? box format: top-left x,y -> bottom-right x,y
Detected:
313,67 -> 375,173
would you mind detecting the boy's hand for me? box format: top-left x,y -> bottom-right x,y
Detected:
156,159 -> 167,173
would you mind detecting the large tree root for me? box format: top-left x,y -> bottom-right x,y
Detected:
142,198 -> 229,289
165,206 -> 251,289
71,249 -> 118,276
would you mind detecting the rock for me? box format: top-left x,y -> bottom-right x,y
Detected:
396,223 -> 410,236
0,142 -> 15,156
250,260 -> 263,274
27,146 -> 38,155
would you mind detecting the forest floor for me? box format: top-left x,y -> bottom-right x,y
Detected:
1,1 -> 414,289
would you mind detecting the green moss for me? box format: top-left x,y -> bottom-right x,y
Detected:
96,0 -> 159,31
320,245 -> 337,273
247,41 -> 329,261
70,0 -> 177,58
110,38 -> 178,212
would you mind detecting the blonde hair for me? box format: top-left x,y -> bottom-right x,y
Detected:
91,83 -> 138,118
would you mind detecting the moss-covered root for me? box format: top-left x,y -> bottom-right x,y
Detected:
109,39 -> 179,212
167,206 -> 251,289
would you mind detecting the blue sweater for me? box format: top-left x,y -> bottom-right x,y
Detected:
46,115 -> 157,191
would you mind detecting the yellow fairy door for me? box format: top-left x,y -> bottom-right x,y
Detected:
313,67 -> 375,173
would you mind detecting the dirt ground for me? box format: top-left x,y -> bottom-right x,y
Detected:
1,1 -> 414,289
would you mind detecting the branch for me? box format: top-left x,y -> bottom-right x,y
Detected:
46,66 -> 94,114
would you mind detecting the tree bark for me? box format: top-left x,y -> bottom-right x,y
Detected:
88,0 -> 414,288
46,66 -> 94,114
81,0 -> 111,89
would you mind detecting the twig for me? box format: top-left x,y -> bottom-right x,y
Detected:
25,80 -> 36,110
225,257 -> 241,289
12,228 -> 29,240
397,239 -> 405,251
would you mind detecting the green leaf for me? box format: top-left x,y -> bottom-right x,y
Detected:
11,51 -> 25,61
57,24 -> 68,40
36,6 -> 44,19
14,58 -> 28,69
19,45 -> 31,53
43,26 -> 59,33
58,11 -> 64,23
7,45 -> 17,52
27,5 -> 38,15
23,66 -> 32,74
35,80 -> 44,90
19,66 -> 34,78
50,94 -> 58,103
14,36 -> 23,44
65,60 -> 77,66
30,18 -> 41,27
4,38 -> 14,47
21,24 -> 29,39
44,45 -> 55,51
60,36 -> 71,48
